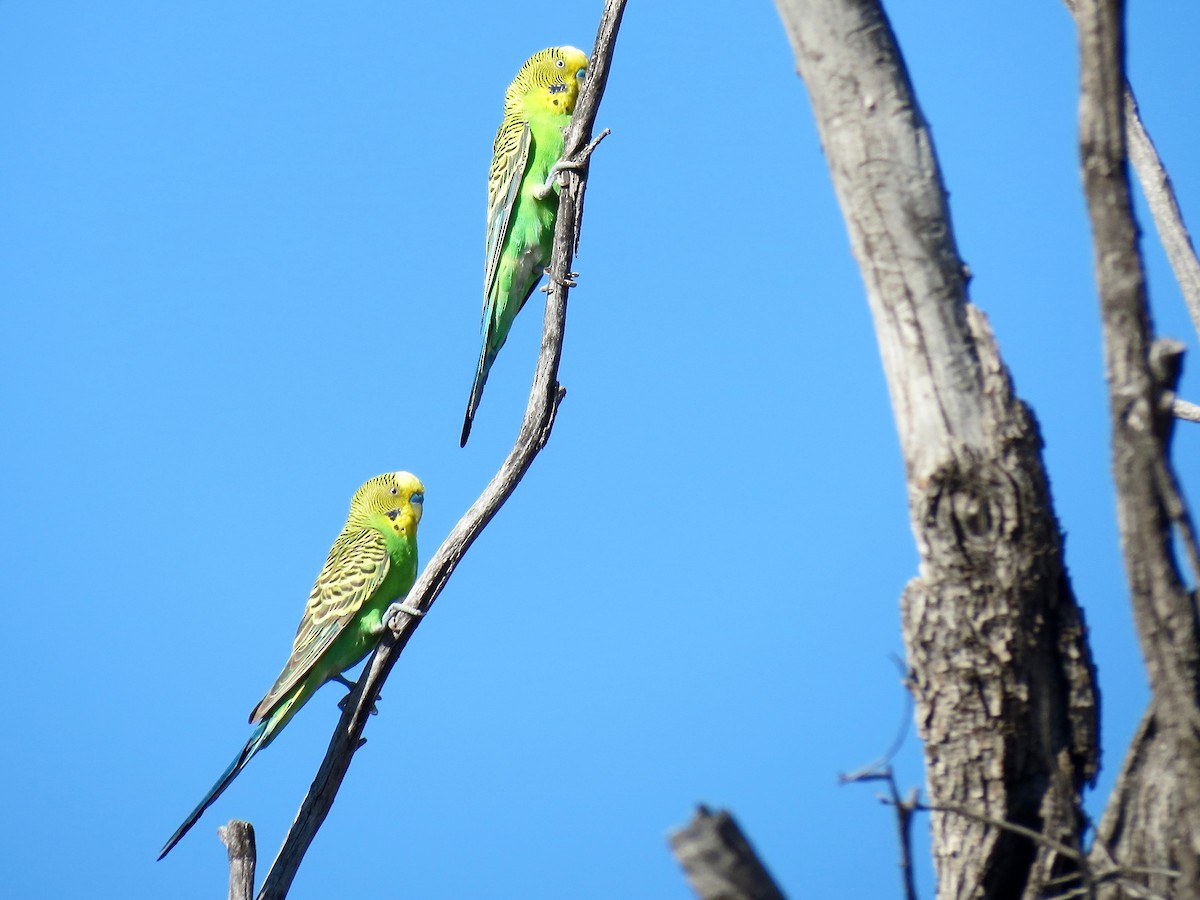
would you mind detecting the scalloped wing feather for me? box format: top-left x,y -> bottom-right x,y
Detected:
483,118 -> 531,314
249,528 -> 391,724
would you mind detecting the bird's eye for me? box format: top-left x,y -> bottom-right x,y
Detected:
390,486 -> 399,495
555,59 -> 565,68
410,491 -> 424,505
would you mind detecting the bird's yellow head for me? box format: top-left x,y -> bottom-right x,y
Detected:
507,46 -> 589,117
350,471 -> 425,541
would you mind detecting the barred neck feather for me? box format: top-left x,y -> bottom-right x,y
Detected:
343,471 -> 424,536
504,46 -> 588,119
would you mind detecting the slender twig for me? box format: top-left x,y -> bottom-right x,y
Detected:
254,3 -> 627,897
840,767 -> 919,900
1125,88 -> 1200,339
837,660 -> 917,898
218,821 -> 255,900
838,655 -> 913,782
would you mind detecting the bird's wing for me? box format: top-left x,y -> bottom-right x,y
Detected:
249,527 -> 391,723
483,117 -> 532,312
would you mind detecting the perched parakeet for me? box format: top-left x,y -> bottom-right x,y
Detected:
158,471 -> 425,860
460,45 -> 590,447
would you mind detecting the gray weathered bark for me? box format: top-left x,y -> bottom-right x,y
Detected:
1125,88 -> 1200,342
1061,0 -> 1200,342
219,820 -> 255,900
772,1 -> 1100,897
669,806 -> 787,900
1073,1 -> 1200,896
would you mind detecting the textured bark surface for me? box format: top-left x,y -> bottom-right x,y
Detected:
1074,1 -> 1200,896
1061,0 -> 1200,342
899,309 -> 1099,900
1125,89 -> 1200,341
669,807 -> 787,900
773,1 -> 1100,897
219,820 -> 256,900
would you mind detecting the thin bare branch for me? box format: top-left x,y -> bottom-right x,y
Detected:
838,656 -> 913,783
837,669 -> 920,900
1124,88 -> 1200,339
1174,398 -> 1200,424
253,3 -> 627,896
840,767 -> 920,900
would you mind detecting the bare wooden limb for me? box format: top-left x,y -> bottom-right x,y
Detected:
218,820 -> 255,900
253,3 -> 626,897
1060,0 -> 1200,366
1175,397 -> 1200,424
772,1 -> 1099,897
1124,88 -> 1200,339
668,806 -> 787,900
1073,1 -> 1200,897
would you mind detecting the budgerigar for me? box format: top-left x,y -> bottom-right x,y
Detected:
158,471 -> 425,859
460,45 -> 589,447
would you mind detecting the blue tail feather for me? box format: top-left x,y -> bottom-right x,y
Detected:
157,719 -> 270,860
460,345 -> 496,447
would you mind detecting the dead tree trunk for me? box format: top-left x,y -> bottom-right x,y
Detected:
773,1 -> 1100,897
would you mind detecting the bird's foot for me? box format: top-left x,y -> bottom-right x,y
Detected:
532,152 -> 585,199
337,694 -> 381,716
532,159 -> 577,200
389,601 -> 425,622
333,674 -> 380,715
367,602 -> 424,636
540,269 -> 578,293
533,128 -> 612,199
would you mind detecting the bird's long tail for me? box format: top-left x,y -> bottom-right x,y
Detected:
460,345 -> 496,447
157,719 -> 270,860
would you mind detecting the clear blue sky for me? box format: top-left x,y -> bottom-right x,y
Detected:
3,2 -> 1198,898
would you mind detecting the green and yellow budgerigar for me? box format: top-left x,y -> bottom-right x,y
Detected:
158,471 -> 425,860
460,45 -> 590,447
